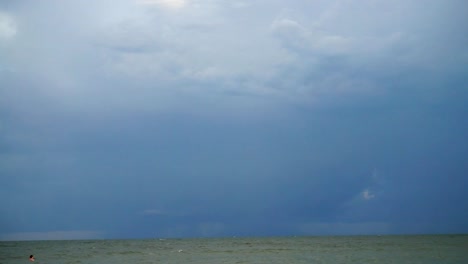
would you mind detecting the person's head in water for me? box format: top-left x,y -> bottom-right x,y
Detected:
29,255 -> 35,261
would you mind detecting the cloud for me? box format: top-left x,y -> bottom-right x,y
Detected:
361,189 -> 375,200
0,12 -> 16,40
138,0 -> 187,9
270,18 -> 308,51
5,0 -> 447,111
271,17 -> 353,56
267,0 -> 468,103
0,0 -> 467,239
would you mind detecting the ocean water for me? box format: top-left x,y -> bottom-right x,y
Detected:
1,235 -> 467,264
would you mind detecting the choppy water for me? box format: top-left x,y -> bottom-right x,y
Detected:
1,235 -> 467,264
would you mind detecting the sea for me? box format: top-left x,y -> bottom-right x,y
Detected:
1,235 -> 467,264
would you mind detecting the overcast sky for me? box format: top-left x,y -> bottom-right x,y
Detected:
1,0 -> 467,240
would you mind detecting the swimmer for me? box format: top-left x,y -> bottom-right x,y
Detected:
29,255 -> 35,262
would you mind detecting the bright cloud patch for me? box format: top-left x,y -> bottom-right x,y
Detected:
138,0 -> 187,9
362,189 -> 375,200
0,12 -> 17,40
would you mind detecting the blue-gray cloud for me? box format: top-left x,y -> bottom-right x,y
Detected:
1,0 -> 467,240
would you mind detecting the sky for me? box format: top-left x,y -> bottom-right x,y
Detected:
0,0 -> 467,241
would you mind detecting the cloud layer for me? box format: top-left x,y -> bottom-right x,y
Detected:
1,0 -> 467,240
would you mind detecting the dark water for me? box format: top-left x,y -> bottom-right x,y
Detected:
1,235 -> 467,264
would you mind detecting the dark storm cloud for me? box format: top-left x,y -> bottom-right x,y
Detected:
1,0 -> 467,240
